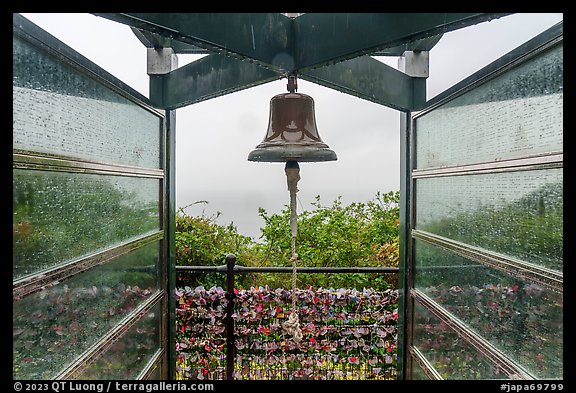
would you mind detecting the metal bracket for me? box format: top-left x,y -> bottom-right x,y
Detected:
147,47 -> 178,75
287,73 -> 298,92
398,50 -> 429,78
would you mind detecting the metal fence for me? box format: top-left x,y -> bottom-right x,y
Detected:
175,254 -> 399,380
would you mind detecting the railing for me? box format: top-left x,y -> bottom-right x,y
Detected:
175,254 -> 399,380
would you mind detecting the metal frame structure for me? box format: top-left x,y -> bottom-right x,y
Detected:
13,12 -> 563,381
92,14 -> 511,379
405,23 -> 563,379
96,13 -> 509,111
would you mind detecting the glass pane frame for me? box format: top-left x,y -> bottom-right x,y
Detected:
413,169 -> 563,271
13,240 -> 162,379
412,239 -> 563,379
413,43 -> 563,170
13,32 -> 164,169
404,23 -> 563,380
13,169 -> 163,280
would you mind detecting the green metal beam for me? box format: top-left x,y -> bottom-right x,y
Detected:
96,13 -> 507,73
131,27 -> 212,54
293,13 -> 511,70
300,56 -> 418,111
95,13 -> 294,72
149,54 -> 281,110
94,13 -> 510,109
373,34 -> 443,56
131,28 -> 172,50
131,27 -> 443,57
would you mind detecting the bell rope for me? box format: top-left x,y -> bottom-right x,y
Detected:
282,161 -> 303,342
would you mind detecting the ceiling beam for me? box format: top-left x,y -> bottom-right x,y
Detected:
95,13 -> 508,74
300,56 -> 418,111
92,13 -> 511,109
293,13 -> 511,71
149,54 -> 281,110
131,26 -> 444,57
94,13 -> 294,72
374,34 -> 443,56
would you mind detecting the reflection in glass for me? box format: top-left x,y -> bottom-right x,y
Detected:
414,240 -> 563,379
413,301 -> 511,379
415,44 -> 562,169
13,169 -> 161,279
76,302 -> 161,380
146,360 -> 163,380
13,242 -> 160,380
415,170 -> 562,271
13,35 -> 162,169
410,357 -> 433,380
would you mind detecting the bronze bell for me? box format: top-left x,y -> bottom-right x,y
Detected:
248,87 -> 337,163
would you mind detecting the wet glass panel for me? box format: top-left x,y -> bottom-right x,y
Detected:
415,44 -> 562,169
412,300 -> 511,380
414,169 -> 563,271
76,302 -> 162,380
13,241 -> 160,380
13,169 -> 161,279
13,35 -> 162,169
409,356 -> 432,380
414,240 -> 563,379
146,359 -> 163,380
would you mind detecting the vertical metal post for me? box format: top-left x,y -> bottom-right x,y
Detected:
148,46 -> 178,380
397,111 -> 412,380
164,109 -> 177,380
225,254 -> 236,380
397,50 -> 428,380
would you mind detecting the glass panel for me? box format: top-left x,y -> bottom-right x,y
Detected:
13,169 -> 161,279
414,240 -> 563,379
76,302 -> 162,380
414,169 -> 563,271
415,44 -> 562,169
13,35 -> 162,169
13,241 -> 160,380
412,300 -> 511,380
409,356 -> 432,380
146,359 -> 163,380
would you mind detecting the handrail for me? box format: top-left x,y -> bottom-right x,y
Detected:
176,264 -> 399,274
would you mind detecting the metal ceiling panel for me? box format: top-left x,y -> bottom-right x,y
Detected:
293,13 -> 510,70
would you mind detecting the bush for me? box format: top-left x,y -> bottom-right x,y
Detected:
176,202 -> 256,288
175,192 -> 400,291
255,191 -> 400,290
